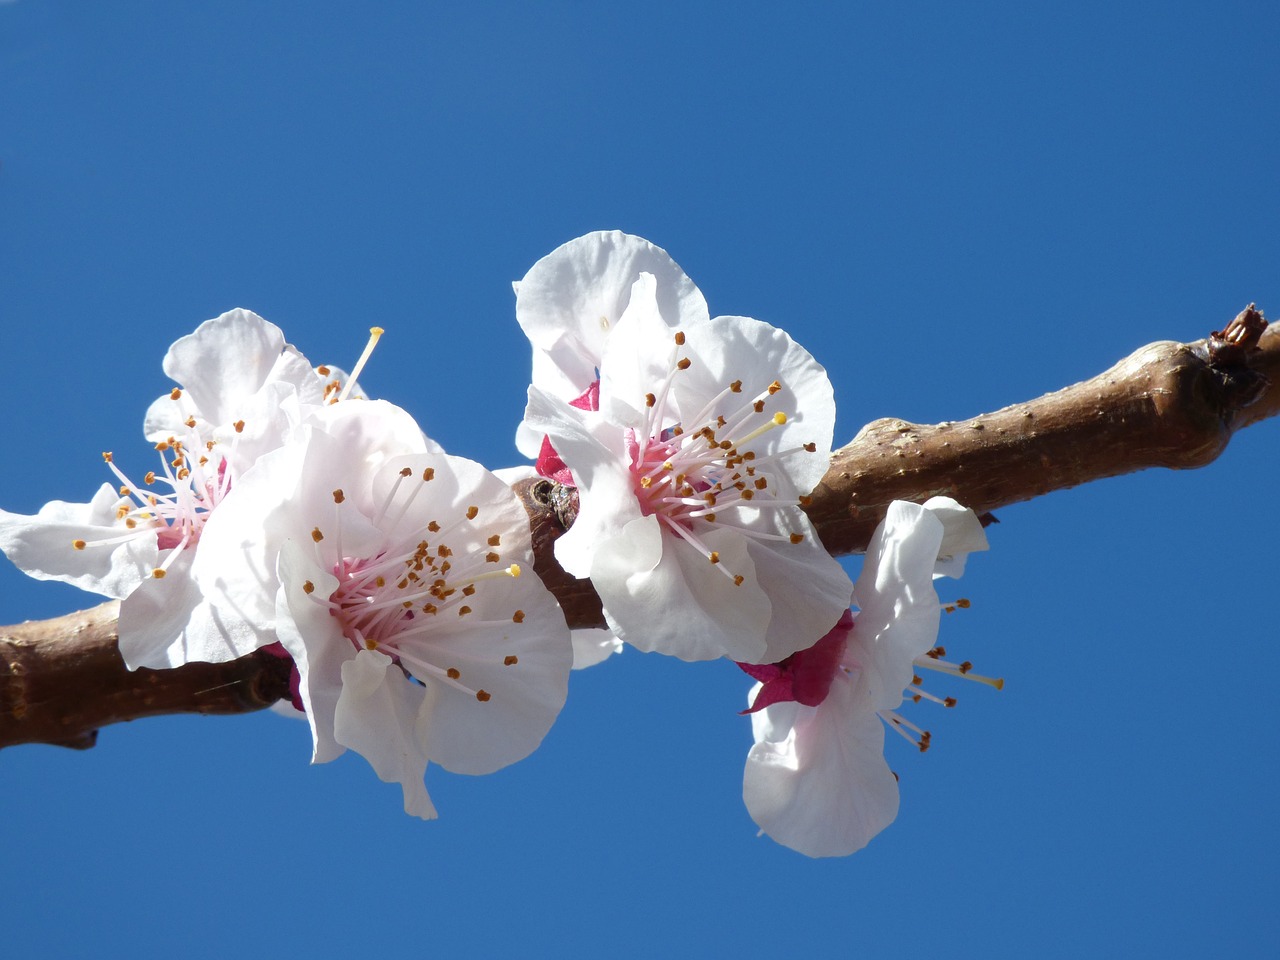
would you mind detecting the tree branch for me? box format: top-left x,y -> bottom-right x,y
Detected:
2,307 -> 1275,749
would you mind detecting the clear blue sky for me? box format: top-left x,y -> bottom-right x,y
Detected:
2,3 -> 1277,957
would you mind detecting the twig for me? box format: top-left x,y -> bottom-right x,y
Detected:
2,308 -> 1275,749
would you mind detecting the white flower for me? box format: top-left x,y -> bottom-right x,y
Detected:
525,272 -> 851,664
0,309 -> 345,670
514,230 -> 709,457
192,400 -> 572,819
741,497 -> 997,858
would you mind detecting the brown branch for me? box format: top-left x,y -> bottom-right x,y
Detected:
2,308 -> 1276,750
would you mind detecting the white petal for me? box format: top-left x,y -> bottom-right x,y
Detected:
162,309 -> 292,427
516,231 -> 708,382
275,538 -> 349,765
570,628 -> 623,670
746,515 -> 853,663
922,496 -> 990,579
335,649 -> 439,821
850,501 -> 945,708
744,674 -> 899,858
0,484 -> 156,599
677,315 -> 837,496
592,516 -> 771,662
524,386 -> 640,578
597,273 -> 681,428
116,549 -> 242,669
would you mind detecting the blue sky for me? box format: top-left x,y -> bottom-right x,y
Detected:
2,3 -> 1277,957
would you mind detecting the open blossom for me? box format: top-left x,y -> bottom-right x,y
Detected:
191,400 -> 572,818
525,271 -> 852,664
741,497 -> 996,858
0,309 -> 350,670
513,230 -> 708,458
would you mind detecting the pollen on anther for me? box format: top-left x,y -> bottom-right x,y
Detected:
447,667 -> 460,680
169,388 -> 182,400
789,532 -> 804,544
332,489 -> 345,504
767,380 -> 782,395
73,539 -> 87,551
677,358 -> 691,370
504,655 -> 519,666
375,576 -> 385,587
233,420 -> 245,434
423,468 -> 435,481
152,569 -> 166,579
476,690 -> 491,702
513,610 -> 525,623
185,417 -> 197,428
466,505 -> 479,520
303,580 -> 315,594
733,574 -> 745,586
102,452 -> 114,463
311,527 -> 324,542
709,551 -> 721,564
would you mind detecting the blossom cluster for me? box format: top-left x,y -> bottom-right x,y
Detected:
0,232 -> 998,856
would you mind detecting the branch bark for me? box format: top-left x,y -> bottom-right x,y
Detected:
3,308 -> 1275,749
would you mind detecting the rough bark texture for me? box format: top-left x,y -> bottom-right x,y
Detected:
2,308 -> 1275,750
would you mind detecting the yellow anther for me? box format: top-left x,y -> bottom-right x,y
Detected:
772,412 -> 787,425
508,564 -> 521,577
152,569 -> 166,579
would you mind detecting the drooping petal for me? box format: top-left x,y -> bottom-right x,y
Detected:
743,673 -> 900,858
849,500 -> 947,709
335,649 -> 439,821
923,495 -> 990,579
